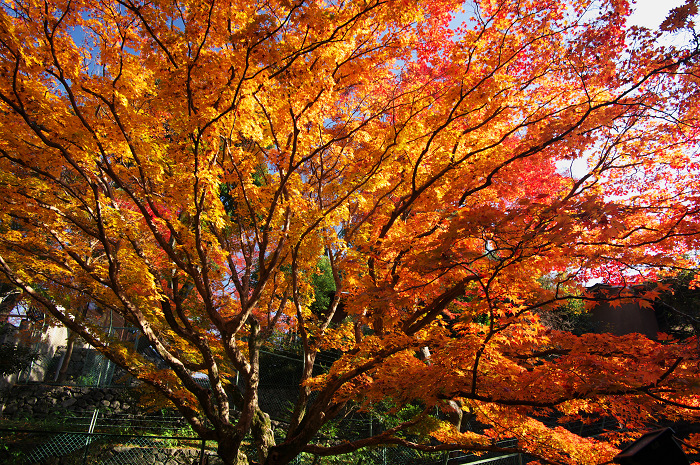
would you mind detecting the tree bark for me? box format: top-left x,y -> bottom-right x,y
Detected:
56,305 -> 90,383
217,437 -> 249,465
55,331 -> 76,383
251,407 -> 275,463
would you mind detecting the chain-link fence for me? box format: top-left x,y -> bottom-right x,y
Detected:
289,449 -> 528,465
0,397 -> 535,465
2,345 -> 617,465
1,429 -> 209,465
1,428 -> 528,465
0,406 -> 606,465
0,407 -> 212,465
0,409 -> 528,465
0,428 -> 529,465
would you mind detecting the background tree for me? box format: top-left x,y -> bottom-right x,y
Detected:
0,322 -> 41,377
0,280 -> 21,321
1,0 -> 700,464
652,269 -> 700,339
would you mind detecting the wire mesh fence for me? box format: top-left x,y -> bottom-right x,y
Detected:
0,406 -> 534,465
0,428 -> 209,465
0,405 -> 210,465
0,428 -> 529,465
0,403 -> 206,464
1,347 -> 617,465
288,449 -> 529,465
0,424 -> 530,465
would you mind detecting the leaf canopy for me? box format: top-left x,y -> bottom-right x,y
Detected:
1,0 -> 700,463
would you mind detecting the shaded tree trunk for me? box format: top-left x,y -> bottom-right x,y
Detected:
251,407 -> 275,463
55,331 -> 76,383
217,442 -> 249,465
56,302 -> 89,383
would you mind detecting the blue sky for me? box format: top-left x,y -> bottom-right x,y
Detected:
628,0 -> 687,29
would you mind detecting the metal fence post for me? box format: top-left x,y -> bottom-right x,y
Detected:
82,408 -> 99,465
199,439 -> 208,465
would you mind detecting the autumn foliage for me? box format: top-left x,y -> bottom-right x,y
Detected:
1,0 -> 700,463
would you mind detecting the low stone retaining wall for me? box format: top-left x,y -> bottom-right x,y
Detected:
0,384 -> 140,419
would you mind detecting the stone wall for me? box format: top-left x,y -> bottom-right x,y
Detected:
0,384 -> 141,419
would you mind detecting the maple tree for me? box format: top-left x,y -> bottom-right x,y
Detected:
1,0 -> 700,463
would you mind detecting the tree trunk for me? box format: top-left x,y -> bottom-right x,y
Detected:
264,422 -> 322,465
251,407 -> 275,463
217,439 -> 249,465
265,445 -> 297,465
57,305 -> 90,383
55,331 -> 76,383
